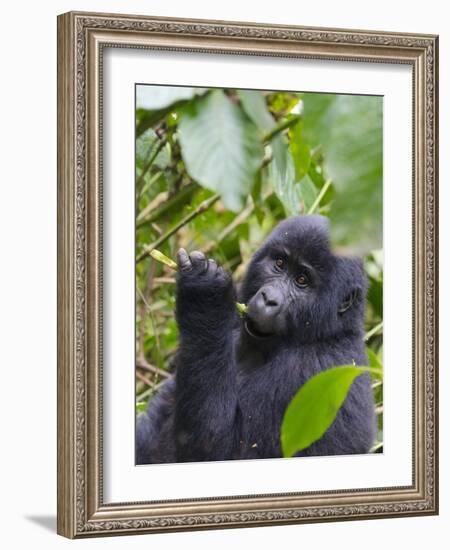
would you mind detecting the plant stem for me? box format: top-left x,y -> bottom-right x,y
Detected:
136,285 -> 162,365
263,116 -> 300,143
137,262 -> 156,364
139,171 -> 164,200
153,276 -> 176,284
307,179 -> 332,215
137,380 -> 166,402
370,441 -> 383,453
201,191 -> 273,255
364,321 -> 383,342
136,137 -> 167,191
136,370 -> 156,388
136,359 -> 170,379
136,193 -> 220,263
137,183 -> 197,229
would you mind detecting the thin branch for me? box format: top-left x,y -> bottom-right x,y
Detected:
137,182 -> 197,229
370,441 -> 383,453
136,137 -> 167,191
136,193 -> 220,263
137,380 -> 167,402
137,189 -> 168,222
307,179 -> 332,215
136,370 -> 157,388
139,170 -> 164,199
201,191 -> 272,255
137,262 -> 156,364
201,204 -> 254,255
153,277 -> 176,285
263,116 -> 300,143
136,359 -> 170,379
136,285 -> 163,370
364,321 -> 383,342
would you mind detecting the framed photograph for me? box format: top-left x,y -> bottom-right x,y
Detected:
57,11 -> 439,538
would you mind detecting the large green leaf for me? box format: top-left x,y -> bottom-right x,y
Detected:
269,140 -> 320,216
281,365 -> 365,457
269,140 -> 300,215
238,90 -> 309,216
178,90 -> 264,211
302,94 -> 383,252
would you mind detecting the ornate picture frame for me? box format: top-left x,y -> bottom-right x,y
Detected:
57,11 -> 438,538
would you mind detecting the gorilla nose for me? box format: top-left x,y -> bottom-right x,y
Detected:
257,286 -> 283,314
246,285 -> 284,336
261,289 -> 280,308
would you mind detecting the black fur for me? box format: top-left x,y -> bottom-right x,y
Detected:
136,215 -> 376,464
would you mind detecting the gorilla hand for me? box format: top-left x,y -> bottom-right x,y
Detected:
175,249 -> 235,335
176,249 -> 232,292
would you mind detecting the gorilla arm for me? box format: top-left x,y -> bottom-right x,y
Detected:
174,249 -> 240,462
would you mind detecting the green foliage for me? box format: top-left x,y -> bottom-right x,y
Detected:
289,121 -> 312,182
235,302 -> 248,316
178,90 -> 264,211
269,137 -> 300,215
137,86 -> 206,111
135,84 -> 384,454
302,94 -> 383,252
281,366 -> 372,457
136,401 -> 147,415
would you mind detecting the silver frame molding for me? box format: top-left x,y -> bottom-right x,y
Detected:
57,11 -> 439,538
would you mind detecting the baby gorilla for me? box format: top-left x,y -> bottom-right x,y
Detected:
136,215 -> 376,464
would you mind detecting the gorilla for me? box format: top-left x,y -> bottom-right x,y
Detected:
136,215 -> 376,464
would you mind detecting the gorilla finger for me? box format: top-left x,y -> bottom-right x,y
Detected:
215,265 -> 230,282
207,258 -> 218,275
177,248 -> 192,271
190,250 -> 208,272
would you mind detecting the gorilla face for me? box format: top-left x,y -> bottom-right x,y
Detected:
239,215 -> 366,344
243,245 -> 325,339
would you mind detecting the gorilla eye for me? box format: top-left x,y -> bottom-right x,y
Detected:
274,258 -> 285,271
295,274 -> 309,287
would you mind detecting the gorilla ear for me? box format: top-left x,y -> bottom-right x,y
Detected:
338,288 -> 360,314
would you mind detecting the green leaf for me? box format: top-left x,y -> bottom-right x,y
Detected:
302,94 -> 383,253
289,122 -> 311,181
254,205 -> 265,226
298,174 -> 318,212
136,129 -> 170,170
237,90 -> 306,215
136,402 -> 147,414
281,365 -> 365,457
267,92 -> 301,116
237,90 -> 275,133
136,85 -> 205,111
136,107 -> 171,137
235,302 -> 248,315
251,170 -> 263,205
366,348 -> 383,371
269,141 -> 318,215
178,90 -> 264,211
269,138 -> 301,215
367,275 -> 383,318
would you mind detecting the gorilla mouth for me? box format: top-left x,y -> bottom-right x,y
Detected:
244,319 -> 273,339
